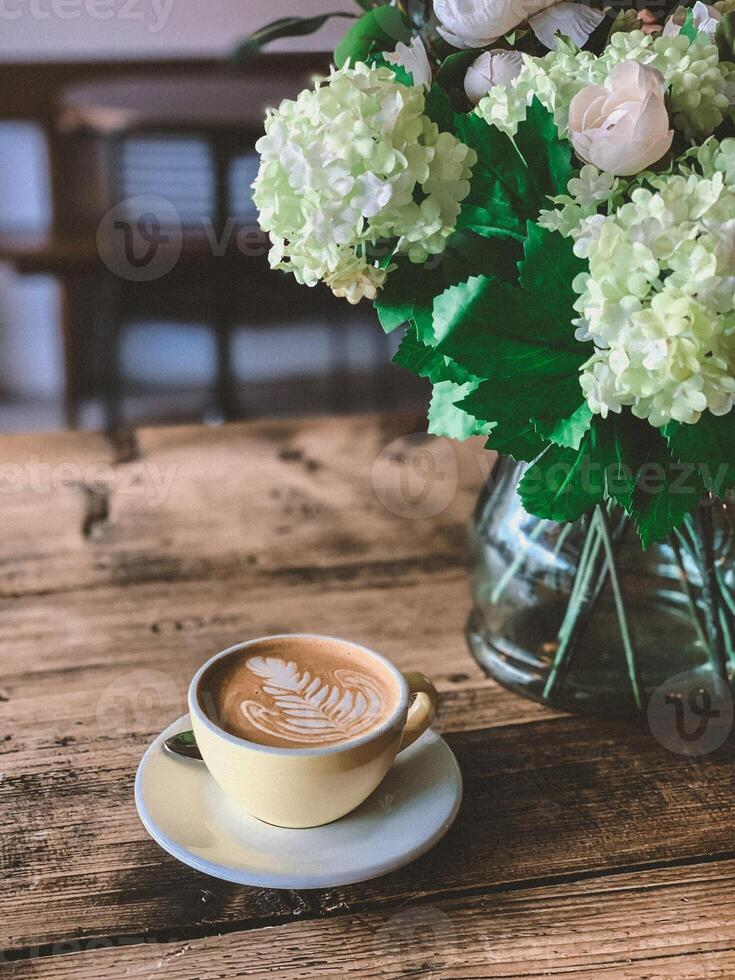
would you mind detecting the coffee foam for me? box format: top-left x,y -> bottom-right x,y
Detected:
198,637 -> 400,749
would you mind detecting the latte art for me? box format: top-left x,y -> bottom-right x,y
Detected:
239,656 -> 387,744
199,636 -> 400,749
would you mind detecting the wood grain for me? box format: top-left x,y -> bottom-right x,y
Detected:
2,414 -> 733,976
4,715 -> 735,953
6,860 -> 735,978
0,416 -> 488,599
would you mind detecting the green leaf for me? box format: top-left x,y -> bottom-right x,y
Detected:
434,49 -> 481,92
533,402 -> 593,450
594,412 -> 646,514
432,50 -> 480,111
442,230 -> 523,284
393,325 -> 475,384
430,227 -> 588,462
334,6 -> 412,68
631,433 -> 704,548
433,273 -> 583,377
428,380 -> 493,440
519,223 -> 586,301
231,13 -> 355,61
680,7 -> 699,42
424,82 -> 457,132
518,430 -> 605,523
461,375 -> 584,461
375,256 -> 437,339
513,98 -> 575,205
665,413 -> 735,496
516,412 -> 703,539
432,229 -> 587,373
376,232 -> 522,340
454,99 -> 573,242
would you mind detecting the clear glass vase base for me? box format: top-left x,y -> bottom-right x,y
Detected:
467,598 -> 727,719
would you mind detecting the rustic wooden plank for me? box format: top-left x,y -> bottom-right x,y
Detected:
3,711 -> 735,953
0,570 -> 555,762
5,859 -> 735,978
0,416 -> 490,599
0,416 -> 565,954
5,415 -> 729,974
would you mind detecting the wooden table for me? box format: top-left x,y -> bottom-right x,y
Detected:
2,414 -> 735,978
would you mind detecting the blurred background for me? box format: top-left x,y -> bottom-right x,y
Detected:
0,0 -> 426,432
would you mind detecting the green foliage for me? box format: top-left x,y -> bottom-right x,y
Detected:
629,431 -> 705,549
433,51 -> 479,111
680,7 -> 699,42
665,413 -> 735,496
371,68 -> 718,541
334,6 -> 412,68
232,13 -> 355,61
454,99 -> 573,241
533,403 -> 593,451
376,256 -> 440,340
463,376 -> 583,460
422,96 -> 573,241
518,432 -> 605,523
430,227 -> 589,460
393,325 -> 476,385
428,381 -> 493,440
519,222 -> 586,297
424,82 -> 457,132
517,413 -> 706,545
375,232 -> 523,341
392,324 -> 492,439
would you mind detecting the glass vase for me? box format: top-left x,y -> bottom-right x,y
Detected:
467,457 -> 735,718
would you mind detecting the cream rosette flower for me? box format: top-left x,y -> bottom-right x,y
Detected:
568,62 -> 673,176
435,0 -> 603,50
464,50 -> 525,104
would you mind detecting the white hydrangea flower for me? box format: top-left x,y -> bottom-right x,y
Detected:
539,166 -> 621,237
570,171 -> 735,427
253,62 -> 476,304
567,166 -> 620,205
685,137 -> 735,184
476,31 -> 735,144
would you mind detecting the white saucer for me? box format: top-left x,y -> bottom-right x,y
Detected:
135,714 -> 462,889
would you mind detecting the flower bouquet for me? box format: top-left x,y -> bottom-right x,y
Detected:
250,0 -> 735,714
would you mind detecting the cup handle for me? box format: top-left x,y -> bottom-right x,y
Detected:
398,672 -> 439,753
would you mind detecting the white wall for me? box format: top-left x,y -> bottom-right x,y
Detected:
0,0 -> 355,60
